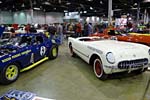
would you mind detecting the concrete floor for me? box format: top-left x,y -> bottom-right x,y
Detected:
0,40 -> 150,100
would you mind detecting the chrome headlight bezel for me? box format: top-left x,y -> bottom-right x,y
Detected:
148,49 -> 150,55
106,52 -> 115,64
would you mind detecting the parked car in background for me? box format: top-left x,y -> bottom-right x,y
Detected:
91,29 -> 150,46
68,36 -> 150,79
0,33 -> 58,84
129,29 -> 150,36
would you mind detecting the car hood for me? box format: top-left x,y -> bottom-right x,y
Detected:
87,40 -> 150,59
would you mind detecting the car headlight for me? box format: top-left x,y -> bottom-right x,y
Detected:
106,52 -> 115,64
148,49 -> 150,55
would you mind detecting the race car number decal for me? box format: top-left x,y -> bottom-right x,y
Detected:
40,46 -> 46,56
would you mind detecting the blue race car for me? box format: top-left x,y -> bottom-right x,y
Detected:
0,33 -> 58,84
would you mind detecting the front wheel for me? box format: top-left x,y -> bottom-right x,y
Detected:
93,58 -> 107,80
0,63 -> 20,84
49,44 -> 58,60
69,44 -> 76,57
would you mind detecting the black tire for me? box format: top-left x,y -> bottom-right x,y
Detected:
93,58 -> 107,80
69,44 -> 76,57
0,63 -> 20,85
49,44 -> 58,60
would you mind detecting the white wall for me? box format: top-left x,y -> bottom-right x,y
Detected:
0,10 -> 64,24
33,11 -> 46,24
0,11 -> 13,24
46,12 -> 64,24
13,11 -> 27,24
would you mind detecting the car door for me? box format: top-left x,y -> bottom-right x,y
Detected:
31,35 -> 47,62
73,39 -> 89,61
19,45 -> 32,67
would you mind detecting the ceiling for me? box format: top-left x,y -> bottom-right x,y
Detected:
0,0 -> 149,17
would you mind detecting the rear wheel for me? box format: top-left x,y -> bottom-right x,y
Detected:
49,44 -> 58,59
93,58 -> 107,80
0,63 -> 20,84
69,44 -> 76,57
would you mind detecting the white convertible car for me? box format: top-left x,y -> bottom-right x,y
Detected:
68,37 -> 150,79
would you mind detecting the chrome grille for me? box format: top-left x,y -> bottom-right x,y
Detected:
118,58 -> 148,69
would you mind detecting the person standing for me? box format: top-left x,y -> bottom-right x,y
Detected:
83,22 -> 88,36
47,24 -> 56,39
88,23 -> 93,36
57,23 -> 63,44
75,22 -> 82,37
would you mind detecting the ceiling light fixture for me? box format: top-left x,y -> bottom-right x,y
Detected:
134,3 -> 137,6
34,7 -> 41,10
66,2 -> 71,5
131,7 -> 138,9
64,10 -> 68,12
90,7 -> 93,10
113,9 -> 122,11
100,1 -> 103,4
43,1 -> 51,5
144,0 -> 150,2
21,3 -> 25,7
84,11 -> 87,13
0,1 -> 2,3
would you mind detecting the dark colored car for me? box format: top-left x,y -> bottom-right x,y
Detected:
0,33 -> 58,84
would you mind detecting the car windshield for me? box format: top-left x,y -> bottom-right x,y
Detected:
6,35 -> 32,47
7,36 -> 22,46
79,37 -> 107,41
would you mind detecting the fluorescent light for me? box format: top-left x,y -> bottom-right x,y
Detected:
131,7 -> 138,9
66,2 -> 71,5
43,1 -> 51,5
113,9 -> 122,11
34,7 -> 41,10
0,1 -> 2,3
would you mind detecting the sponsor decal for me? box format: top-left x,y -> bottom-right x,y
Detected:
1,50 -> 32,63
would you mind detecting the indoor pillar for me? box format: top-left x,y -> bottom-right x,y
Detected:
108,0 -> 112,26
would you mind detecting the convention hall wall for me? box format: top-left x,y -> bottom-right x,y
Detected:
0,11 -> 64,24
